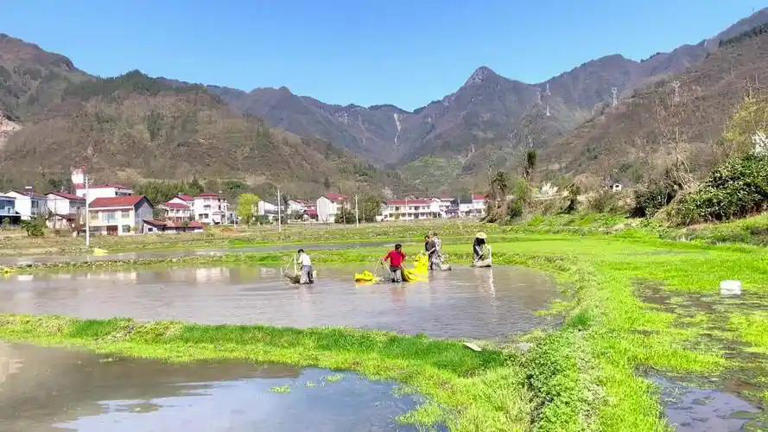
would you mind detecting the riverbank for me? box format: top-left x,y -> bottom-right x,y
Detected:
1,218 -> 766,431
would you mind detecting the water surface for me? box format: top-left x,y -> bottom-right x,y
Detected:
0,264 -> 556,339
0,242 -> 389,267
652,375 -> 765,432
0,342 -> 421,432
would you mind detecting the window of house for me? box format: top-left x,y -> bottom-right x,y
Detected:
121,225 -> 131,233
103,211 -> 117,224
121,210 -> 130,218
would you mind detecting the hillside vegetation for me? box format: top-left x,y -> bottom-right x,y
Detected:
545,30 -> 768,188
0,68 -> 398,196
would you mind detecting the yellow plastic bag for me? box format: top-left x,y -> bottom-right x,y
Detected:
354,270 -> 381,284
403,254 -> 429,282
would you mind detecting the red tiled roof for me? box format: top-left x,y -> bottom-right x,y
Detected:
386,199 -> 433,206
175,194 -> 194,202
472,194 -> 488,200
47,191 -> 85,202
196,193 -> 220,198
323,193 -> 348,202
164,202 -> 191,209
90,195 -> 151,209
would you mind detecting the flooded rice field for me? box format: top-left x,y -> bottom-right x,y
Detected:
0,342 -> 423,432
0,242 -> 388,267
651,375 -> 766,432
0,264 -> 557,339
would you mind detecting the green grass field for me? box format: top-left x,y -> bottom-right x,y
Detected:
1,214 -> 767,431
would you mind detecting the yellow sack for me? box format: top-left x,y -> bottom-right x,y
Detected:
354,270 -> 381,284
403,254 -> 429,282
92,248 -> 108,256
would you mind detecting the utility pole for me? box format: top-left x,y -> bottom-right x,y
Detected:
85,175 -> 90,249
277,188 -> 282,233
355,194 -> 359,227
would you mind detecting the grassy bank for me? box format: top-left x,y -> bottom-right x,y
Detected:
1,218 -> 767,430
3,212 -> 767,258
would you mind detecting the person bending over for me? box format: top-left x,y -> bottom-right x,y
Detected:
297,248 -> 314,284
383,244 -> 406,282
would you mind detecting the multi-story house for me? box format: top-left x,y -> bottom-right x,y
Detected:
316,193 -> 349,223
88,196 -> 153,235
193,193 -> 229,225
45,192 -> 86,229
4,189 -> 47,220
0,194 -> 19,225
161,195 -> 195,223
380,198 -> 443,221
471,194 -> 487,217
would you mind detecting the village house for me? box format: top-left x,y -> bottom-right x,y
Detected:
74,183 -> 134,204
193,193 -> 229,225
4,188 -> 47,220
142,219 -> 204,234
381,198 -> 443,221
45,191 -> 85,230
437,197 -> 459,218
88,195 -> 153,236
0,194 -> 19,225
316,193 -> 349,223
287,199 -> 307,213
160,194 -> 195,223
287,199 -> 317,220
471,194 -> 487,217
257,200 -> 284,222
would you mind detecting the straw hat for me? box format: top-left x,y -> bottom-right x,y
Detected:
475,232 -> 487,239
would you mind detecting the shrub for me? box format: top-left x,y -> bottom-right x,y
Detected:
671,153 -> 768,224
21,217 -> 45,237
587,189 -> 622,213
335,207 -> 356,224
506,199 -> 524,220
563,184 -> 581,214
631,176 -> 679,218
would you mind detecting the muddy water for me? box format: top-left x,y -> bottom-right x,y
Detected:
0,342 -> 422,432
651,375 -> 765,432
0,242 -> 389,267
0,264 -> 556,339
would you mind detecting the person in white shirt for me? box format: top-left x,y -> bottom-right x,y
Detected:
297,249 -> 314,284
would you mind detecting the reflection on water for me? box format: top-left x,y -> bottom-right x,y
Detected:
0,242 -> 389,267
0,343 -> 420,432
0,264 -> 557,339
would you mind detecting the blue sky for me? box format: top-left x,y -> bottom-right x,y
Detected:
1,1 -> 764,110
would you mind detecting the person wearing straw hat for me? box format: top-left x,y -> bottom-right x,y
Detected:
472,232 -> 491,267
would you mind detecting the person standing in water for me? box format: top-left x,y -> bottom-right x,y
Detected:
297,249 -> 314,284
383,243 -> 407,282
473,232 -> 490,263
425,234 -> 438,270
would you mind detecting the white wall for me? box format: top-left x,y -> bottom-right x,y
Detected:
316,196 -> 337,223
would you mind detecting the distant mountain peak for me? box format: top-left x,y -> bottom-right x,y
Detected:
464,66 -> 499,86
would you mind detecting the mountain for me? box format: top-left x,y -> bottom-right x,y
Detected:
0,33 -> 90,121
0,43 -> 397,196
209,8 -> 768,178
542,25 -> 768,187
1,8 -> 768,196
